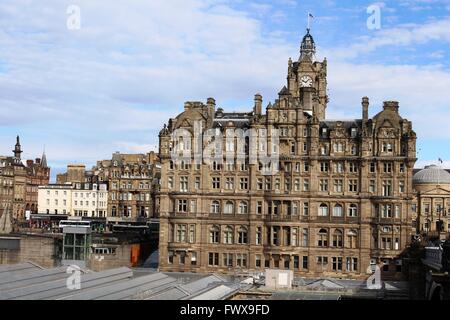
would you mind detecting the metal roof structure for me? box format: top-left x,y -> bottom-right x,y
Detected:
0,263 -> 242,300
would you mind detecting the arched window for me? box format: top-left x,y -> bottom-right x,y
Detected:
347,230 -> 358,248
348,204 -> 358,217
239,201 -> 248,214
224,201 -> 234,214
211,201 -> 220,214
223,226 -> 233,244
319,204 -> 329,217
237,226 -> 248,244
333,204 -> 343,217
332,229 -> 343,247
318,228 -> 328,247
209,226 -> 220,244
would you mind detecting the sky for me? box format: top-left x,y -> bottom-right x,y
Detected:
1,0 -> 450,179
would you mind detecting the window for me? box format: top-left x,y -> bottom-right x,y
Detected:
347,230 -> 358,248
333,204 -> 343,217
237,201 -> 248,214
291,227 -> 298,246
348,163 -> 358,173
209,226 -> 220,244
211,201 -> 220,214
320,162 -> 329,172
318,229 -> 328,247
224,201 -> 234,214
370,162 -> 376,173
319,179 -> 328,192
239,178 -> 248,190
212,177 -> 220,189
395,205 -> 401,218
302,228 -> 309,247
303,256 -> 309,269
294,179 -> 301,191
275,178 -> 280,191
303,179 -> 310,191
332,257 -> 343,271
257,201 -> 263,215
304,162 -> 309,172
303,202 -> 309,216
168,251 -> 174,264
382,204 -> 392,218
255,255 -> 262,268
180,176 -> 188,192
317,256 -> 328,268
208,252 -> 219,266
332,230 -> 343,247
195,177 -> 200,189
383,163 -> 393,173
348,204 -> 358,217
189,225 -> 195,243
334,162 -> 344,173
223,226 -> 233,244
178,200 -> 188,212
257,178 -> 263,190
238,226 -> 248,244
399,181 -> 405,193
190,200 -> 196,213
256,227 -> 262,245
223,253 -> 233,267
176,225 -> 187,242
382,180 -> 392,196
225,177 -> 234,190
348,180 -> 358,192
333,179 -> 343,193
293,256 -> 299,269
400,163 -> 405,173
333,143 -> 344,153
382,237 -> 392,250
191,252 -> 197,266
319,204 -> 329,217
236,253 -> 247,267
369,180 -> 376,193
347,258 -> 358,272
284,178 -> 291,191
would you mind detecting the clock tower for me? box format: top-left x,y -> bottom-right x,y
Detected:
285,28 -> 328,120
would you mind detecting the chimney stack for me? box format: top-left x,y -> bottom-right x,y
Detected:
254,94 -> 262,115
362,97 -> 369,121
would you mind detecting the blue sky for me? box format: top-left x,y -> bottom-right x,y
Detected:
1,0 -> 450,180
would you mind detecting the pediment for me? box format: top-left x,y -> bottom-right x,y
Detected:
420,187 -> 450,196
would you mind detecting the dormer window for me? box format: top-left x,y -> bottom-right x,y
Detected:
351,128 -> 357,138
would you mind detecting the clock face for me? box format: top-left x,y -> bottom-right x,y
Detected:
300,75 -> 313,88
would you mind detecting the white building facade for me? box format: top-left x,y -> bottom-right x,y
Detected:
38,183 -> 108,217
38,184 -> 73,215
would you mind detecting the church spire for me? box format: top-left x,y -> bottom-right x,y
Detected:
13,135 -> 22,159
41,146 -> 48,168
300,28 -> 316,61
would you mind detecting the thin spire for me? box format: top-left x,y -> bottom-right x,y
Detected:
41,145 -> 48,168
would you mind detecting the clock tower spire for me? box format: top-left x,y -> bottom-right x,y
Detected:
300,28 -> 316,61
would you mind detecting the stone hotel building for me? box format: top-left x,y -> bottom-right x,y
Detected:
157,29 -> 417,279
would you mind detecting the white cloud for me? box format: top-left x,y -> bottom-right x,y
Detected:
326,17 -> 450,59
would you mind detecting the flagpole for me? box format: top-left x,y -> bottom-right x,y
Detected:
307,13 -> 310,30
